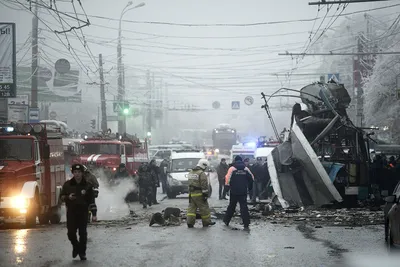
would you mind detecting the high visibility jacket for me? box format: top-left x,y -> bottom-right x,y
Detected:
188,167 -> 209,197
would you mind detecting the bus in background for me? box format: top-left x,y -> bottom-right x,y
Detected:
212,123 -> 237,155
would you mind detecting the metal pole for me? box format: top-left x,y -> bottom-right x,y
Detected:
99,54 -> 107,132
122,63 -> 126,133
97,106 -> 100,131
117,12 -> 124,134
31,5 -> 39,108
147,70 -> 152,136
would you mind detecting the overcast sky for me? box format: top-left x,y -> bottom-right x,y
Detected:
1,0 -> 399,136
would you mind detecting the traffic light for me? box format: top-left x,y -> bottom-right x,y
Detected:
90,119 -> 96,129
123,107 -> 129,115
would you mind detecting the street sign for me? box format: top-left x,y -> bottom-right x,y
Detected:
0,23 -> 16,98
231,101 -> 240,110
49,111 -> 57,119
55,58 -> 71,74
38,67 -> 52,82
29,108 -> 40,123
244,96 -> 254,106
8,95 -> 29,106
8,105 -> 28,123
328,73 -> 340,83
212,101 -> 220,109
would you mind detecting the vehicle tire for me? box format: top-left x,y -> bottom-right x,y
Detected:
38,213 -> 49,225
167,190 -> 177,199
50,206 -> 61,224
26,199 -> 38,228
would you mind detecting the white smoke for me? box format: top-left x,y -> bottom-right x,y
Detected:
95,169 -> 137,220
60,169 -> 138,222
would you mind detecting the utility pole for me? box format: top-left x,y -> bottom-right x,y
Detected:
31,4 -> 39,108
122,64 -> 126,133
146,70 -> 152,137
99,54 -> 107,132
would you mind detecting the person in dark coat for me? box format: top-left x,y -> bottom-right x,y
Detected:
216,158 -> 229,200
149,159 -> 160,204
250,157 -> 268,203
223,156 -> 254,230
114,163 -> 130,180
138,163 -> 154,208
159,159 -> 169,194
60,164 -> 94,261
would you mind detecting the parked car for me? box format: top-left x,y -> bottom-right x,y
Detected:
384,181 -> 400,248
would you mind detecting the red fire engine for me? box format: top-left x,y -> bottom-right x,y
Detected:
73,133 -> 149,179
0,123 -> 65,227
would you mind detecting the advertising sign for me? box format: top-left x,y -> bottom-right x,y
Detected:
8,105 -> 28,123
0,23 -> 16,97
8,95 -> 29,106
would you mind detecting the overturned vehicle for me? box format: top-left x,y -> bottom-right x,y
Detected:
264,81 -> 370,208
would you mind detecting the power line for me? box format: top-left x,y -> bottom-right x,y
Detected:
309,0 -> 392,5
64,3 -> 400,27
279,51 -> 400,55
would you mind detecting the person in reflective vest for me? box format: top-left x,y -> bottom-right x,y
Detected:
186,159 -> 216,228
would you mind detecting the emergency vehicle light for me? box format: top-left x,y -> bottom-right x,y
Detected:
244,142 -> 256,148
33,124 -> 43,133
22,124 -> 32,133
6,127 -> 14,132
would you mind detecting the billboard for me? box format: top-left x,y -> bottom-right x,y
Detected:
0,23 -> 16,97
8,105 -> 28,123
16,66 -> 81,102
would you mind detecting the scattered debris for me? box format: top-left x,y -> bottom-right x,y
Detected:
315,225 -> 323,228
284,246 -> 295,249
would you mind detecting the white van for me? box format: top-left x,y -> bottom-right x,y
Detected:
165,150 -> 212,199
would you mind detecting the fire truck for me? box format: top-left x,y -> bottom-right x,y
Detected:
73,133 -> 149,180
0,123 -> 65,227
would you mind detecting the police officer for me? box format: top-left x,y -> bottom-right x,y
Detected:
60,163 -> 94,260
138,163 -> 154,208
83,165 -> 99,222
187,159 -> 216,228
224,156 -> 254,231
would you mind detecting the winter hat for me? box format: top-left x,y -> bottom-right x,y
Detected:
234,155 -> 243,162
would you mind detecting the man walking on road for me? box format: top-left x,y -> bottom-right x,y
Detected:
250,157 -> 270,203
186,159 -> 216,228
223,156 -> 254,230
216,158 -> 229,200
61,164 -> 94,261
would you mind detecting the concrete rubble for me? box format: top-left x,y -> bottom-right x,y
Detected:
213,203 -> 384,227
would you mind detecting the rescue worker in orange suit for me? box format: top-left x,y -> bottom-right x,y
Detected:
61,164 -> 94,261
187,159 -> 216,228
223,156 -> 254,230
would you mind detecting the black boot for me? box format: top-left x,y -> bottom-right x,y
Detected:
203,221 -> 216,227
187,224 -> 194,228
79,253 -> 87,261
72,246 -> 79,258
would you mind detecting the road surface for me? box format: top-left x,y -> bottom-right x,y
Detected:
0,177 -> 394,267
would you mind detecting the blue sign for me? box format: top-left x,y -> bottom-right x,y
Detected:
328,73 -> 340,83
29,108 -> 40,123
231,101 -> 240,110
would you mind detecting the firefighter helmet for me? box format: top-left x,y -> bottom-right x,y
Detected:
197,159 -> 209,170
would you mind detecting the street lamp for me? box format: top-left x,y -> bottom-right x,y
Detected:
117,1 -> 145,134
